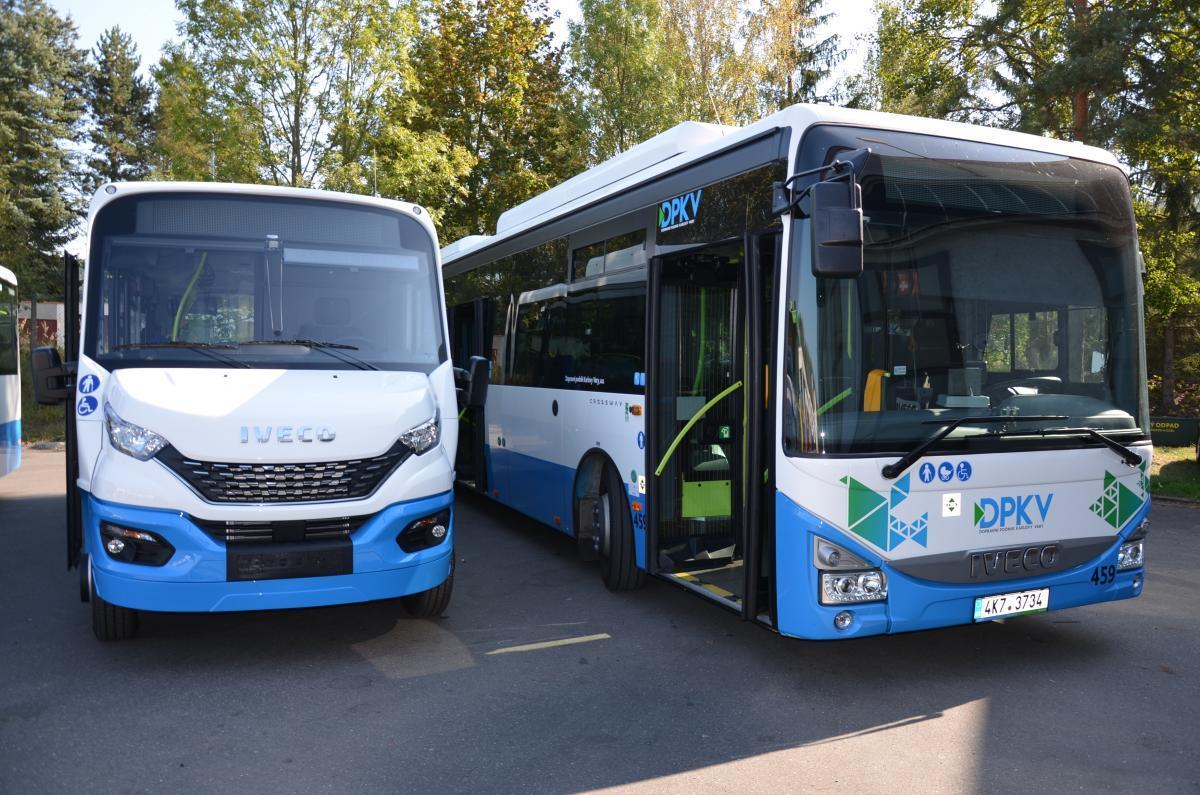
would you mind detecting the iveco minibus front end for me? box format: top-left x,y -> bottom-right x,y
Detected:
57,183 -> 458,640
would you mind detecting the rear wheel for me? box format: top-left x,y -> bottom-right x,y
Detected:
402,552 -> 455,618
90,566 -> 138,641
599,465 -> 645,592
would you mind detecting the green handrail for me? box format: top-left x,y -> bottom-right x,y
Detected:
654,380 -> 743,477
171,252 -> 208,341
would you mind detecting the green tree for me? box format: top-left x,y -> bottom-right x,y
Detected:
568,0 -> 682,164
413,0 -> 583,240
151,45 -> 263,182
84,26 -> 156,194
0,0 -> 87,298
746,0 -> 841,114
663,0 -> 756,125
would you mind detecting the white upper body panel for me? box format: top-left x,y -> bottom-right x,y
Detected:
442,103 -> 1124,263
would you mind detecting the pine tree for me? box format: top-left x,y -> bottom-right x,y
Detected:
0,0 -> 87,298
84,26 -> 155,193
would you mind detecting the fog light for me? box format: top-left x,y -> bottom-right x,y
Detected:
1117,539 -> 1144,570
397,510 -> 451,552
821,570 -> 888,604
834,611 -> 853,630
99,522 -> 174,566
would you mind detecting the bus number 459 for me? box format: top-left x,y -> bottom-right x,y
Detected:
1091,564 -> 1116,585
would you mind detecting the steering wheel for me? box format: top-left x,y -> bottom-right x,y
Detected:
332,336 -> 375,351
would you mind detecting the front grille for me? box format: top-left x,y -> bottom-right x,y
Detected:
157,441 -> 411,503
192,515 -> 372,544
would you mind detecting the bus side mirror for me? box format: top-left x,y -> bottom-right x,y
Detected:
467,355 -> 490,408
811,180 -> 864,278
31,346 -> 73,405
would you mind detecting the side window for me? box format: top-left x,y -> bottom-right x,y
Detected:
1013,311 -> 1059,370
986,314 -> 1012,373
510,300 -> 555,387
1068,306 -> 1108,384
0,283 -> 17,375
567,287 -> 645,393
572,228 -> 646,281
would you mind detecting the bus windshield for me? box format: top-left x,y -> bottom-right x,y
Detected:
84,193 -> 445,372
784,128 -> 1146,456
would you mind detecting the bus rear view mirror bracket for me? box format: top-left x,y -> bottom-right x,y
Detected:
467,355 -> 490,408
31,346 -> 75,405
810,179 -> 864,279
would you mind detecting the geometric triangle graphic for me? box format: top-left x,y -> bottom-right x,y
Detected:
841,476 -> 888,549
890,473 -> 910,508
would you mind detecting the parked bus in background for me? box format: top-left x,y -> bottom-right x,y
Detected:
0,266 -> 19,478
32,183 -> 458,640
442,104 -> 1150,640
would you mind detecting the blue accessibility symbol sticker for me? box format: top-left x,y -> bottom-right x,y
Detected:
937,462 -> 954,483
77,395 -> 98,416
956,461 -> 972,482
78,374 -> 100,394
918,462 -> 936,484
637,431 -> 646,450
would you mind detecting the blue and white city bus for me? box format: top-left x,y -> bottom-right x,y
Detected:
443,104 -> 1150,639
0,265 -> 19,478
32,183 -> 458,640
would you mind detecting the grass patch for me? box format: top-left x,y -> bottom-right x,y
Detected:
18,344 -> 66,444
1151,446 -> 1200,501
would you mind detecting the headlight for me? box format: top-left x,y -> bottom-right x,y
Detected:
1117,539 -> 1144,570
399,412 -> 440,454
104,403 -> 168,461
821,570 -> 888,604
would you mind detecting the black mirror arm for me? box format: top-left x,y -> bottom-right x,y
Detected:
772,149 -> 871,217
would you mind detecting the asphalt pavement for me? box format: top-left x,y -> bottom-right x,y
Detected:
1,449 -> 1197,793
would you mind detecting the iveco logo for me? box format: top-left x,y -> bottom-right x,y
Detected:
240,425 -> 336,443
969,544 -> 1059,578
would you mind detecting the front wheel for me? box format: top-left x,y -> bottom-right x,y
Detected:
401,553 -> 455,618
599,466 -> 645,592
90,566 -> 138,641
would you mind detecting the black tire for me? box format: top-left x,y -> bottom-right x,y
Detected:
600,465 -> 645,591
90,567 -> 138,641
402,552 -> 455,618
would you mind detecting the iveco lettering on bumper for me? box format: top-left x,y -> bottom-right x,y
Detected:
240,425 -> 336,443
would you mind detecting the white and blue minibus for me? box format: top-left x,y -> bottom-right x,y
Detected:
443,104 -> 1150,639
0,265 -> 19,477
32,183 -> 459,640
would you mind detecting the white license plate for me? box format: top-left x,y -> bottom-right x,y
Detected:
973,588 -> 1049,621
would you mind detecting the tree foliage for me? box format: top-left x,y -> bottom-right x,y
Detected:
0,0 -> 86,298
84,26 -> 155,194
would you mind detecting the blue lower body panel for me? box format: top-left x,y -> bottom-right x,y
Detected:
775,491 -> 1147,640
0,418 -> 20,478
85,492 -> 454,613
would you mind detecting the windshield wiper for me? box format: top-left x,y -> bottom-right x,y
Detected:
113,341 -> 250,368
972,425 -> 1142,468
235,339 -> 379,371
881,415 -> 1068,479
115,342 -> 237,350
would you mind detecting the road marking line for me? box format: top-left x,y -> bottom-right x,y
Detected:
485,633 -> 611,655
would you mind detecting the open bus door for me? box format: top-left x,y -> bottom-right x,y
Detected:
29,253 -> 82,571
449,298 -> 493,492
645,233 -> 777,622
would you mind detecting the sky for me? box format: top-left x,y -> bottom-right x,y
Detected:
50,0 -> 875,84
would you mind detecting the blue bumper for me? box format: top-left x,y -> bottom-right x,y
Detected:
0,418 -> 20,477
85,492 -> 454,613
775,491 -> 1147,640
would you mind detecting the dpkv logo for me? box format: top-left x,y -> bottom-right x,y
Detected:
974,493 -> 1054,531
659,189 -> 703,231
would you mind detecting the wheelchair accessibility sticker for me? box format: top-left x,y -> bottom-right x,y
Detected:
77,396 -> 98,416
